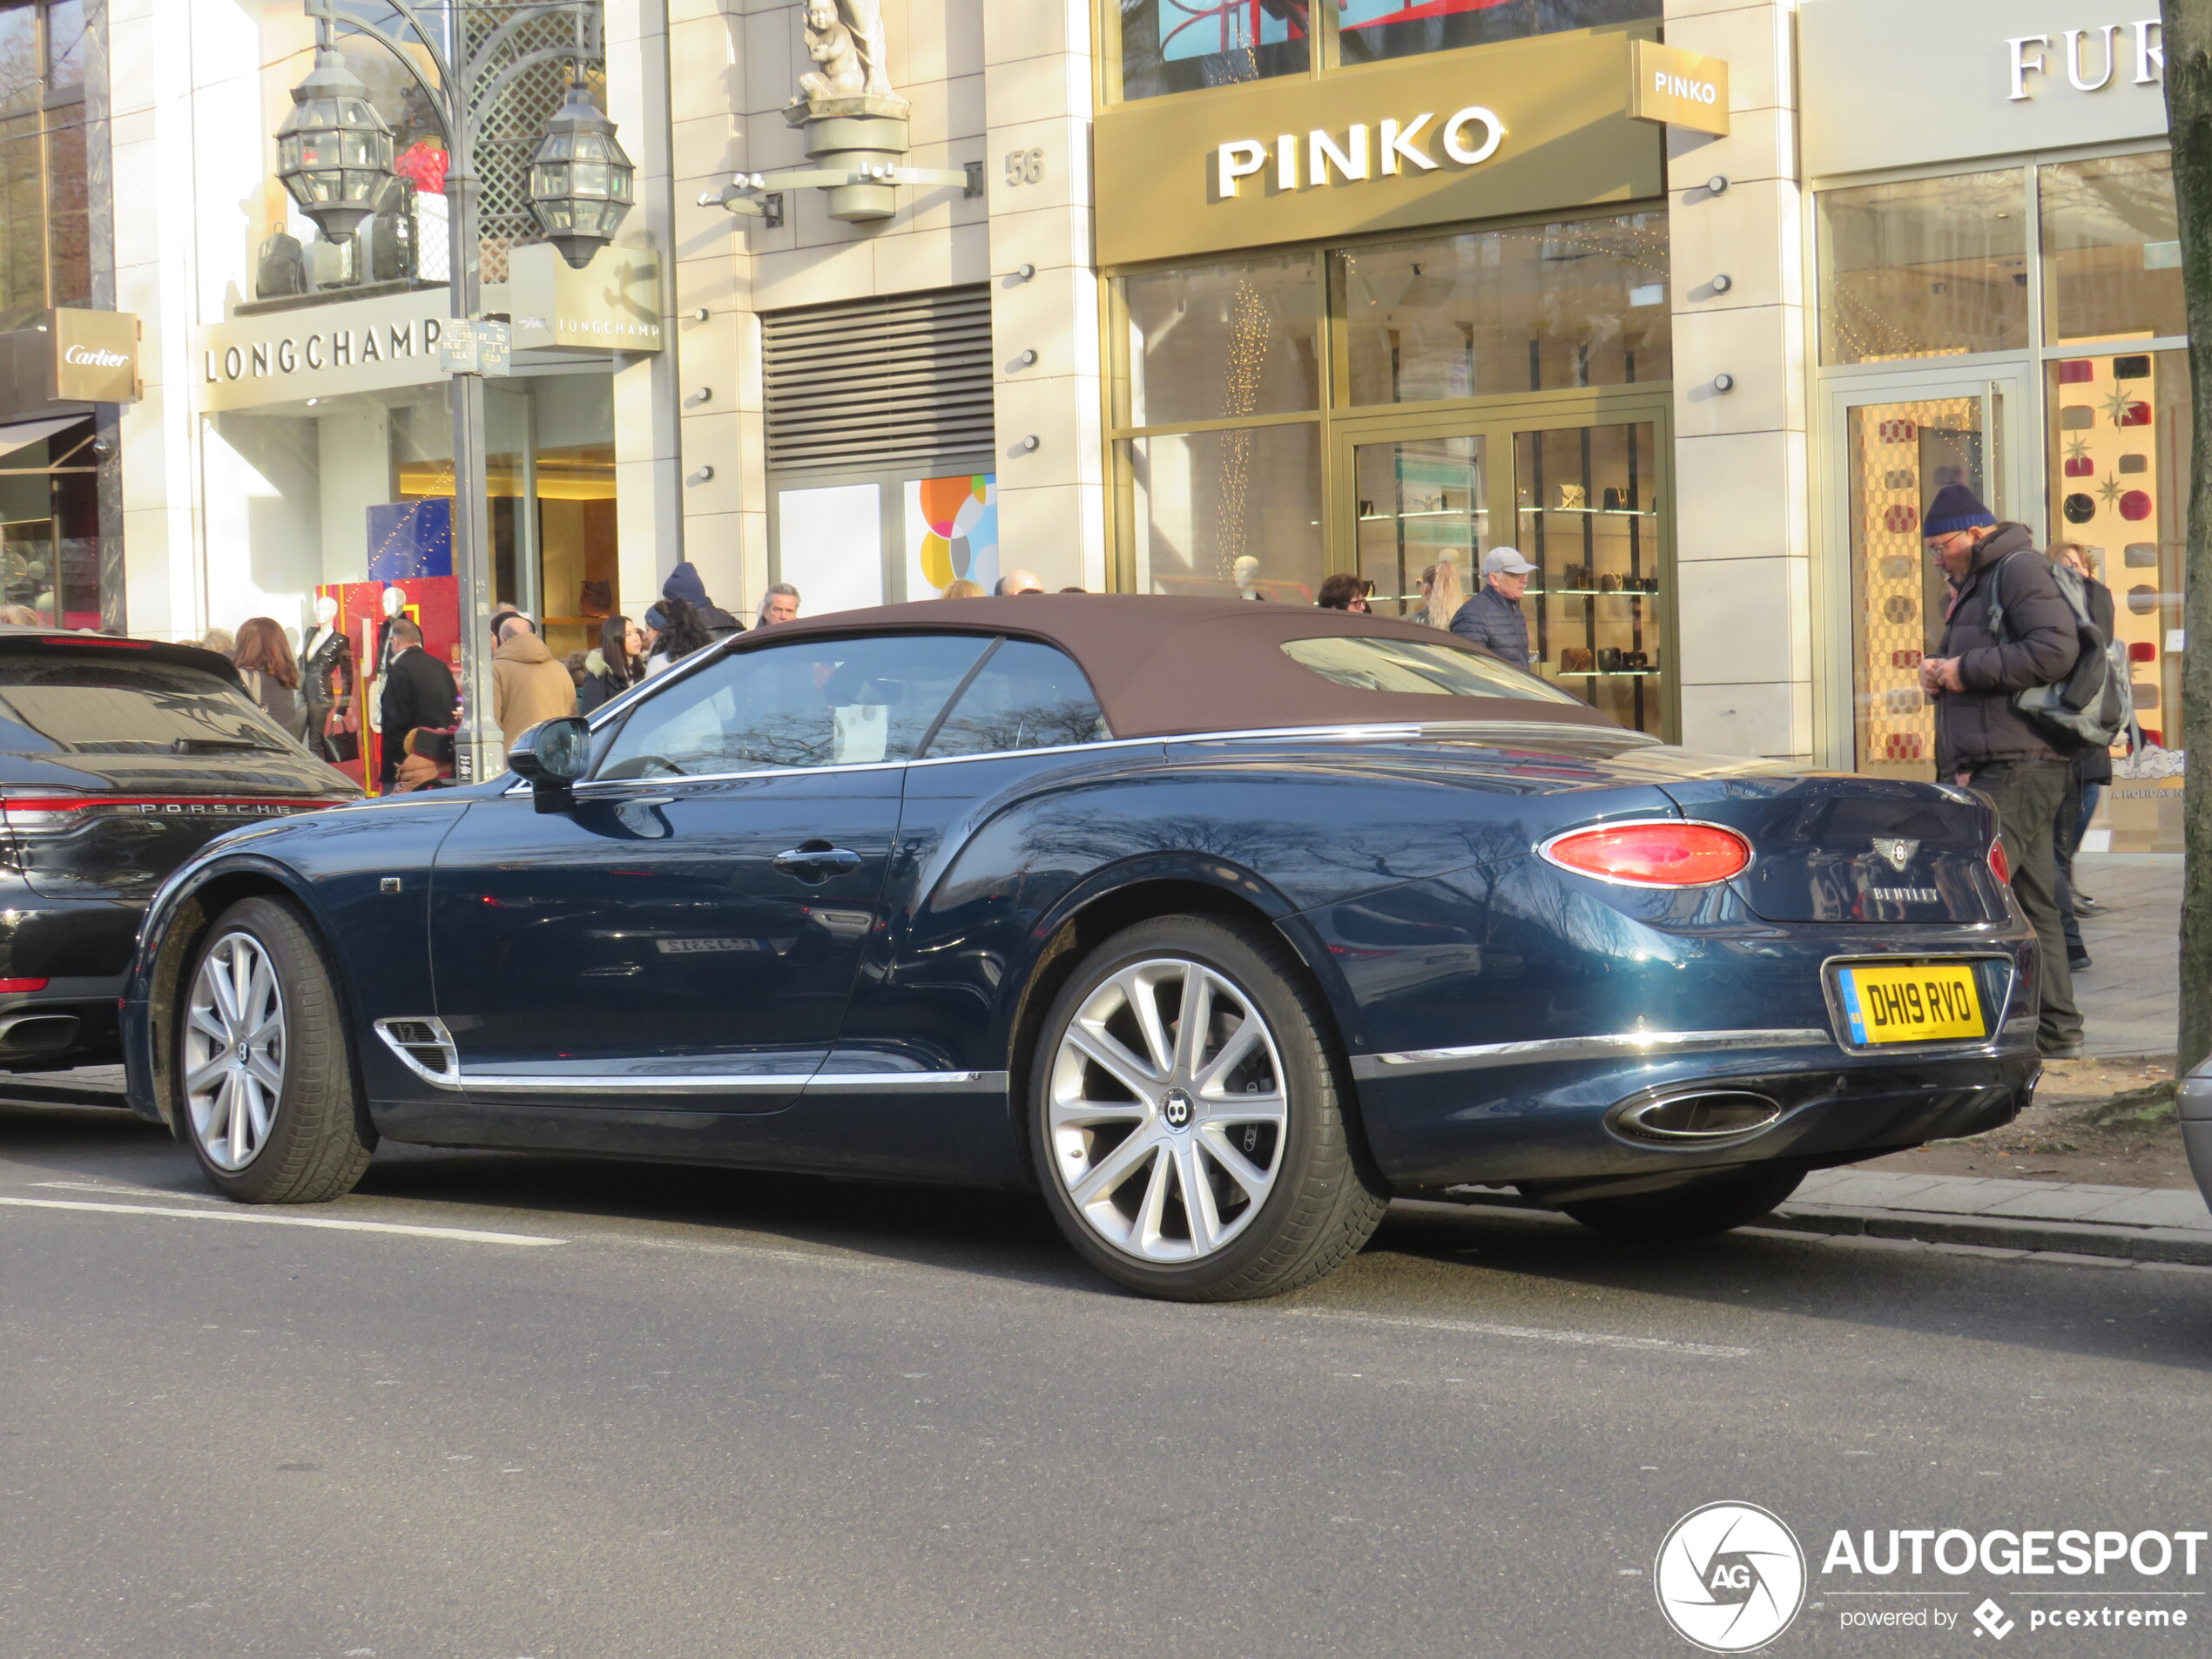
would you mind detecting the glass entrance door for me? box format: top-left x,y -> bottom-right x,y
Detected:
1830,373 -> 2027,778
1514,421 -> 1663,737
1333,399 -> 1673,738
1352,434 -> 1488,617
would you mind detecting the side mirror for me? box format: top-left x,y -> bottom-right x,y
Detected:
508,716 -> 590,806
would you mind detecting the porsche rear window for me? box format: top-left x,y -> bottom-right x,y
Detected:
1279,637 -> 1582,703
0,659 -> 294,754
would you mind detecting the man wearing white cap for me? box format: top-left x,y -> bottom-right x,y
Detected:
1449,547 -> 1537,670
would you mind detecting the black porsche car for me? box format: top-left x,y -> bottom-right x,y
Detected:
122,598 -> 2040,1300
0,629 -> 355,1070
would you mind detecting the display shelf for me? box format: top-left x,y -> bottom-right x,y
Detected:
1536,587 -> 1659,597
1516,505 -> 1662,519
1547,668 -> 1663,678
1358,509 -> 1491,523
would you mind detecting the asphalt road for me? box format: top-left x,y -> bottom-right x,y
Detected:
1,1098 -> 2207,1659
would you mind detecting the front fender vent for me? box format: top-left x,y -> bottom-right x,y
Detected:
374,1017 -> 459,1085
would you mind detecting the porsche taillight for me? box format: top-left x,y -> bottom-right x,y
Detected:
1988,840 -> 2012,885
1539,821 -> 1752,888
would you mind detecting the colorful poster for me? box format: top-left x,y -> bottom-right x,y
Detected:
1160,0 -> 1301,61
905,474 -> 997,599
366,498 -> 454,581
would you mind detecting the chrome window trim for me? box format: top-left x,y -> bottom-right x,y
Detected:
507,718 -> 1633,794
1349,1028 -> 1834,1079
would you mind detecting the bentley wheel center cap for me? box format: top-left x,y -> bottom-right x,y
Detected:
1162,1088 -> 1195,1130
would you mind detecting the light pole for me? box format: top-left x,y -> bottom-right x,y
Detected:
278,0 -> 633,785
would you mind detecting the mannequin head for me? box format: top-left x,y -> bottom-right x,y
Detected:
381,585 -> 404,618
315,594 -> 338,626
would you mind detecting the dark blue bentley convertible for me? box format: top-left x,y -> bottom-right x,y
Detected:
123,597 -> 2040,1299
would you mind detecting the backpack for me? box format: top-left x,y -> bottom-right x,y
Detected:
1986,552 -> 2134,751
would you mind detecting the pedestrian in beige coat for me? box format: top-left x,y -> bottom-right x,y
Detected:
491,616 -> 577,749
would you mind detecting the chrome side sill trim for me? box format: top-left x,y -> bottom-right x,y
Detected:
453,1071 -> 811,1095
1350,1028 -> 1833,1080
804,1070 -> 1008,1094
426,1067 -> 1008,1096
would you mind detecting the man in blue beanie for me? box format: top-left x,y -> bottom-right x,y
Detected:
656,561 -> 743,638
1916,482 -> 2085,1055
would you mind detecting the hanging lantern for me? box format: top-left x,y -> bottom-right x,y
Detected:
274,44 -> 395,242
527,80 -> 635,269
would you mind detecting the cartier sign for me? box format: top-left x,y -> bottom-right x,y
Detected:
46,307 -> 141,403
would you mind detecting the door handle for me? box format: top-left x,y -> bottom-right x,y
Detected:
774,844 -> 863,880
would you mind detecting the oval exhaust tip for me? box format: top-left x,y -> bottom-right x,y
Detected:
1617,1090 -> 1782,1142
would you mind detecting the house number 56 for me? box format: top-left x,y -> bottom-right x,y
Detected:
1004,147 -> 1044,185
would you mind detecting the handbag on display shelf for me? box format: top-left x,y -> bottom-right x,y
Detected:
1560,646 -> 1595,673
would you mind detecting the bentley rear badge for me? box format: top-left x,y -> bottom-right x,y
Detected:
1871,837 -> 1919,873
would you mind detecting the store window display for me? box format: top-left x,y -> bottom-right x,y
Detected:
1338,0 -> 1658,68
1337,214 -> 1670,404
0,417 -> 97,627
1817,171 -> 2029,365
2046,347 -> 2187,851
1818,149 -> 2188,846
1116,0 -> 1309,101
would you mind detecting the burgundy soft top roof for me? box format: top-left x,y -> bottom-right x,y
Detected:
747,596 -> 1617,741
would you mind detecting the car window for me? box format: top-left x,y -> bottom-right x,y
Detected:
596,633 -> 991,780
922,638 -> 1110,758
0,657 -> 296,755
1279,636 -> 1583,704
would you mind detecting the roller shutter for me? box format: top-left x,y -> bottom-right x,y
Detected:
762,286 -> 995,473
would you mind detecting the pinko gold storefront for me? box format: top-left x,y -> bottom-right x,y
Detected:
1093,4 -> 1677,738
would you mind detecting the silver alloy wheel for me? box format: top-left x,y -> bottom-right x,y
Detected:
182,931 -> 287,1171
1048,955 -> 1289,1263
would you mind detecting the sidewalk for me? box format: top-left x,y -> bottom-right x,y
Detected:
1771,1167 -> 2212,1266
2072,852 -> 2177,1057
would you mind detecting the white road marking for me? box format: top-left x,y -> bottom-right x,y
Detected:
1283,1308 -> 1751,1359
0,1196 -> 564,1246
33,1180 -> 226,1203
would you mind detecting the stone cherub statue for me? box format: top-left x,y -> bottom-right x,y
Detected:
798,0 -> 900,108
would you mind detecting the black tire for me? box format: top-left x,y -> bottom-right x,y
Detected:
1029,914 -> 1389,1301
1557,1166 -> 1804,1242
176,896 -> 374,1204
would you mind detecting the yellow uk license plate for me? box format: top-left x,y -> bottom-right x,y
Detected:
1837,962 -> 1987,1045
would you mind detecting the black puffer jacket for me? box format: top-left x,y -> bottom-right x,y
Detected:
1933,523 -> 2083,773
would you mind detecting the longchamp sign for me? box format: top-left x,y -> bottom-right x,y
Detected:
194,239 -> 665,413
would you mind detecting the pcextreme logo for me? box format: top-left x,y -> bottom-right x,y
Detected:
1656,1502 -> 1808,1652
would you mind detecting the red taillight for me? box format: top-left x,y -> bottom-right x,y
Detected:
1540,821 -> 1752,887
0,978 -> 50,993
1989,840 -> 2012,885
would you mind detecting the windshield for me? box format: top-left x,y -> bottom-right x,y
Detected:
1279,636 -> 1584,704
0,658 -> 295,755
